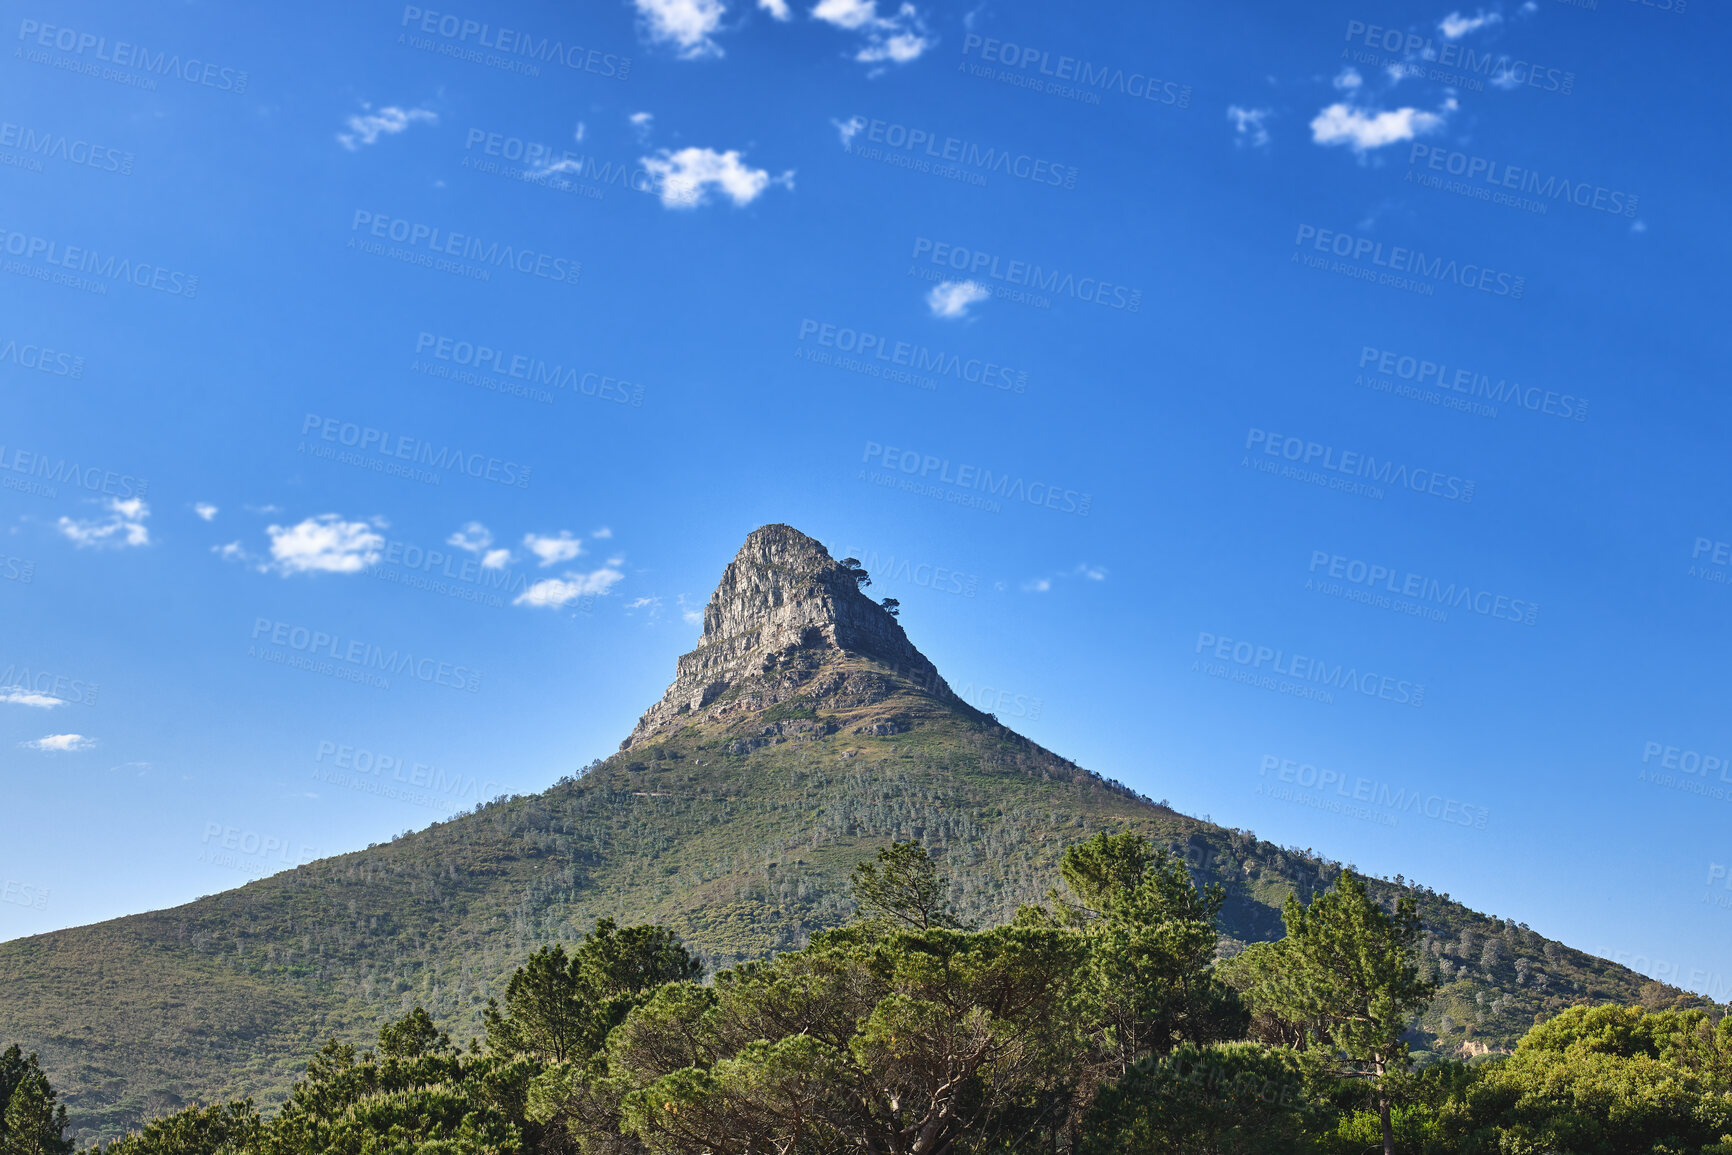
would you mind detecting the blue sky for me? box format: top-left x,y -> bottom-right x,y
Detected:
3,0 -> 1729,997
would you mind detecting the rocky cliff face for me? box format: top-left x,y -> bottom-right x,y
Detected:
622,524 -> 954,747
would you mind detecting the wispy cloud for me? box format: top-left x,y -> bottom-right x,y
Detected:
1227,105 -> 1271,148
23,733 -> 95,752
833,115 -> 868,150
1439,10 -> 1501,38
193,502 -> 219,521
1,688 -> 67,709
524,531 -> 584,567
337,105 -> 436,151
811,0 -> 930,64
449,522 -> 511,569
632,0 -> 727,58
1022,562 -> 1107,594
58,497 -> 150,549
926,280 -> 989,319
641,147 -> 794,209
514,562 -> 625,609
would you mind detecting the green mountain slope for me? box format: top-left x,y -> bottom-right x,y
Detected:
0,526 -> 1701,1145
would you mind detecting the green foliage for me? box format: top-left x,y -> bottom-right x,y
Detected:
603,923 -> 1088,1154
1440,1004 -> 1732,1155
0,655 -> 1696,1143
1054,833 -> 1248,1075
483,920 -> 701,1067
0,1046 -> 72,1155
848,840 -> 963,930
1080,1042 -> 1313,1155
1223,871 -> 1435,1155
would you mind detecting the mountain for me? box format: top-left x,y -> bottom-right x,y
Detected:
0,524 -> 1701,1145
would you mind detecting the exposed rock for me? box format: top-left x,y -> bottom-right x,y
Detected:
623,524 -> 954,748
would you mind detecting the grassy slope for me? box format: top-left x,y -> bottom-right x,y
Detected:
0,655 -> 1690,1144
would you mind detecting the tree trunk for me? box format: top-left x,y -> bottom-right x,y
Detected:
1377,1074 -> 1395,1155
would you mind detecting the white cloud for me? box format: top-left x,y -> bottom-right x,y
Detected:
514,565 -> 625,609
1022,562 -> 1107,594
592,527 -> 613,539
573,121 -> 587,143
1439,10 -> 1501,38
482,548 -> 511,569
632,0 -> 727,58
833,115 -> 867,150
1227,105 -> 1271,148
926,280 -> 989,319
1310,102 -> 1445,152
23,733 -> 94,752
641,147 -> 793,209
447,522 -> 493,553
1333,67 -> 1363,90
1,688 -> 66,708
337,105 -> 436,151
811,0 -> 930,64
194,502 -> 219,521
524,531 -> 584,567
761,0 -> 792,17
266,514 -> 384,575
684,609 -> 705,625
58,497 -> 150,549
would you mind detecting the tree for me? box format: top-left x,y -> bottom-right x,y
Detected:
0,1047 -> 71,1155
485,920 -> 701,1066
602,923 -> 1086,1155
1080,1042 -> 1311,1155
1438,1003 -> 1732,1155
879,597 -> 900,617
1044,830 -> 1248,1133
838,558 -> 870,589
376,1006 -> 452,1059
850,840 -> 963,930
1225,872 -> 1435,1155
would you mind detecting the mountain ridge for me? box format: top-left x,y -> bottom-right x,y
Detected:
0,524 -> 1703,1144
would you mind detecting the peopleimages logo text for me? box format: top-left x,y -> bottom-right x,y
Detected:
1294,225 -> 1525,299
350,211 -> 580,286
1308,551 -> 1538,625
0,445 -> 146,498
1358,346 -> 1587,421
398,6 -> 631,79
1342,21 -> 1574,94
911,237 -> 1141,311
1245,429 -> 1475,503
798,320 -> 1027,393
844,115 -> 1079,188
300,413 -> 533,489
862,441 -> 1090,516
0,226 -> 198,296
0,121 -> 132,174
249,619 -> 482,693
16,19 -> 250,92
1259,755 -> 1489,828
1407,145 -> 1637,218
960,34 -> 1191,107
1195,632 -> 1425,707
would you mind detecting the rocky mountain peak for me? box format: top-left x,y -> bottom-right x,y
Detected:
622,524 -> 951,746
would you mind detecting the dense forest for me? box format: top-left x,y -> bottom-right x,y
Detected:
8,833 -> 1728,1155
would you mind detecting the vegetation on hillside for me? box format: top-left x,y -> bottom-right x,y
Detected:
0,654 -> 1700,1144
14,835 -> 1725,1155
